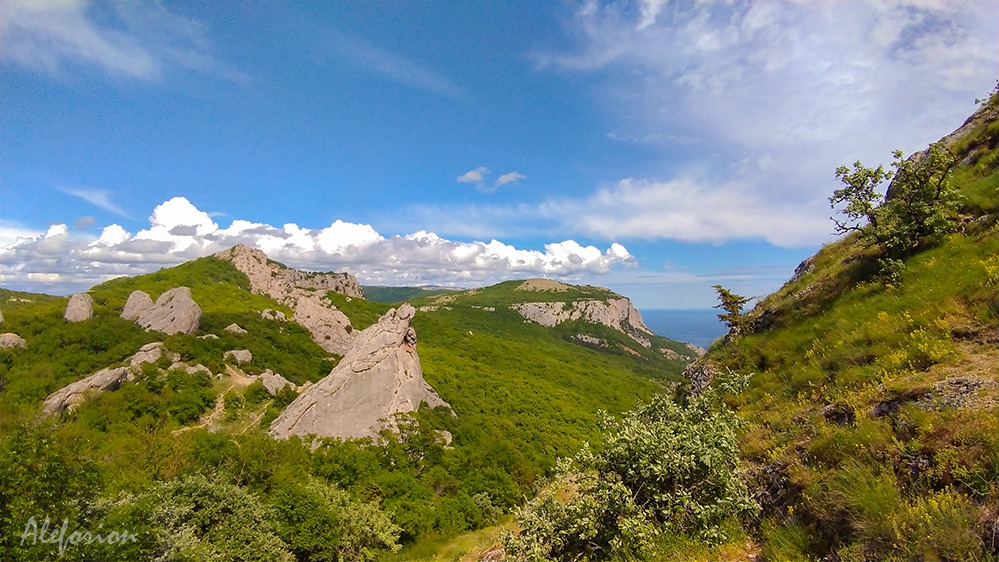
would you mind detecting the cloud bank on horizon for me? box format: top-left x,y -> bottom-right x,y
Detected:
1,0 -> 996,305
0,197 -> 635,294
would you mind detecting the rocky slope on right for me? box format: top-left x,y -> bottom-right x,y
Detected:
695,89 -> 999,560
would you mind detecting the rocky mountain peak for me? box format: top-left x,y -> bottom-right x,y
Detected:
213,245 -> 363,355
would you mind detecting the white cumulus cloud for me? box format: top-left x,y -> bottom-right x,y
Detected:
0,197 -> 635,294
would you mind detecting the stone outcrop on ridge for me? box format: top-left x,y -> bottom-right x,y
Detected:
64,293 -> 93,322
214,245 -> 360,355
121,290 -> 154,320
136,287 -> 202,335
511,296 -> 654,348
0,333 -> 27,349
269,304 -> 450,441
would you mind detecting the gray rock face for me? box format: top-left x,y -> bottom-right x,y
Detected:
130,342 -> 163,367
269,304 -> 450,441
120,290 -> 154,320
64,293 -> 94,322
292,296 -> 355,354
43,367 -> 130,416
260,370 -> 294,396
224,349 -> 253,364
0,333 -> 26,349
214,245 -> 360,354
261,309 -> 287,321
136,287 -> 202,335
511,297 -> 653,348
224,323 -> 248,335
215,244 -> 364,298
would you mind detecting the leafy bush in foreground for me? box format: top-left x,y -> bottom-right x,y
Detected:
503,387 -> 758,561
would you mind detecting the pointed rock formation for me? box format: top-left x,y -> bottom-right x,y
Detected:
214,245 -> 360,354
224,323 -> 247,334
0,333 -> 26,349
64,293 -> 93,322
136,287 -> 202,335
121,290 -> 154,320
269,304 -> 450,441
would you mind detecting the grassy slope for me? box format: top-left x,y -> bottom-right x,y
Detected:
362,285 -> 458,303
707,99 -> 999,560
1,263 -> 691,553
331,279 -> 690,469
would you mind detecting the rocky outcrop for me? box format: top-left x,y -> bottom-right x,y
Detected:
260,370 -> 294,396
136,287 -> 202,335
682,360 -> 721,395
224,349 -> 252,364
261,309 -> 287,321
214,245 -> 363,298
684,342 -> 707,357
120,290 -> 154,320
224,323 -> 247,335
0,333 -> 26,349
214,245 -> 360,355
292,296 -> 354,354
269,304 -> 450,441
43,366 -> 130,415
64,293 -> 93,322
512,297 -> 653,348
129,342 -> 173,368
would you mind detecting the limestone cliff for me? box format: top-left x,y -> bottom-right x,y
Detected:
269,303 -> 450,441
511,296 -> 654,348
214,245 -> 360,354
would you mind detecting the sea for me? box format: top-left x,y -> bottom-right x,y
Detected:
639,309 -> 727,349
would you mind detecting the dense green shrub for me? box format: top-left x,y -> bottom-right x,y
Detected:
270,477 -> 400,561
503,389 -> 758,561
102,474 -> 294,561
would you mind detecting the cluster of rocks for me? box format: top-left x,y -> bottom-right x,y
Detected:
269,303 -> 451,441
42,342 -> 191,415
57,287 -> 202,336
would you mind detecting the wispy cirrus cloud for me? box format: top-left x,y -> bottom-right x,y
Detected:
526,0 -> 998,244
1,0 -> 247,83
330,32 -> 464,98
60,186 -> 132,219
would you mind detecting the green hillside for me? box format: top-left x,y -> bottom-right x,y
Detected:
701,94 -> 999,560
362,285 -> 458,303
0,258 -> 692,560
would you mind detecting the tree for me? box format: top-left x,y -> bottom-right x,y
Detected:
829,143 -> 961,260
712,285 -> 750,331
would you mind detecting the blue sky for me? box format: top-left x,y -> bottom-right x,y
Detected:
1,0 -> 996,308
